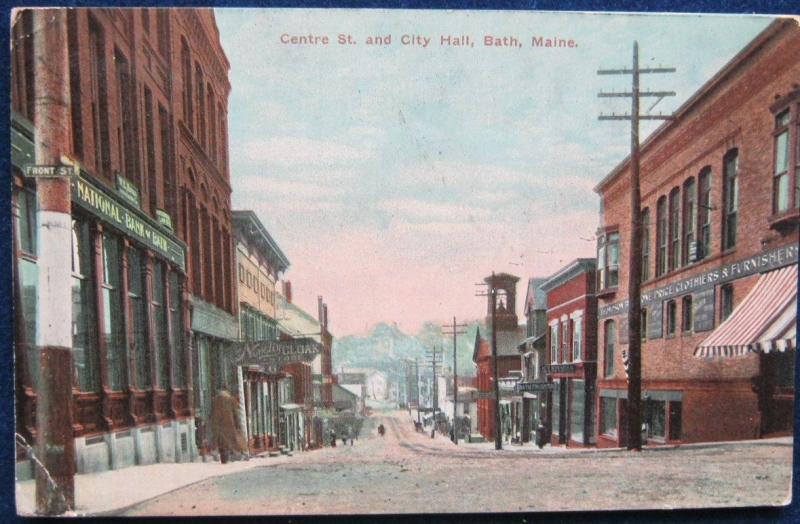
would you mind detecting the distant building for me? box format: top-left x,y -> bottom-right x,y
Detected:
515,278 -> 549,443
472,273 -> 525,443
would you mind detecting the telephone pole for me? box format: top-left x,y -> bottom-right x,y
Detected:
442,317 -> 467,444
28,8 -> 77,515
476,272 -> 503,450
415,357 -> 421,425
598,42 -> 675,451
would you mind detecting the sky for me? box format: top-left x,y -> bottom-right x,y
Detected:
215,9 -> 773,336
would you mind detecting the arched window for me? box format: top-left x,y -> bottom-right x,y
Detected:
641,207 -> 650,282
181,39 -> 193,132
604,320 -> 616,378
697,167 -> 712,260
668,187 -> 681,271
682,177 -> 696,265
656,196 -> 668,277
723,149 -> 739,250
195,63 -> 205,147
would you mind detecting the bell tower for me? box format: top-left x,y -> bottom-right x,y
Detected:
484,272 -> 520,332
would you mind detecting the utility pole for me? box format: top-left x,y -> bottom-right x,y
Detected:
442,317 -> 467,444
31,8 -> 76,514
476,272 -> 503,450
415,358 -> 421,425
598,42 -> 674,451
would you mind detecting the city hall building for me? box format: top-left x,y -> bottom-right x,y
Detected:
594,19 -> 798,447
12,8 -> 236,474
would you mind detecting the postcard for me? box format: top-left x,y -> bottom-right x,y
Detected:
10,6 -> 798,517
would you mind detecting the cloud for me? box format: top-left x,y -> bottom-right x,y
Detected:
239,136 -> 376,168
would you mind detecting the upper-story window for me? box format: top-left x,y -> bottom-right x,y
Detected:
682,178 -> 696,266
772,103 -> 799,215
681,295 -> 693,333
550,322 -> 559,364
641,208 -> 650,282
722,149 -> 739,250
572,314 -> 583,362
561,319 -> 569,363
665,299 -> 677,337
697,167 -> 713,260
720,283 -> 734,323
668,187 -> 681,271
597,231 -> 620,291
656,196 -> 668,277
181,40 -> 193,132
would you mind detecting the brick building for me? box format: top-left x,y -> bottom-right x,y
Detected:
472,273 -> 524,443
232,210 -> 290,454
594,19 -> 798,447
540,259 -> 598,447
11,8 -> 235,474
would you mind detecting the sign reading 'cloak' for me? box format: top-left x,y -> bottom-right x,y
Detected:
226,338 -> 322,373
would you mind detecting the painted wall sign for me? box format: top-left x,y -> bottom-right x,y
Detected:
72,175 -> 186,271
115,173 -> 141,207
516,381 -> 555,393
226,337 -> 322,368
545,363 -> 578,375
599,243 -> 798,318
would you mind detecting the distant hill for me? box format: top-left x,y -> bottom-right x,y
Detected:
332,321 -> 485,379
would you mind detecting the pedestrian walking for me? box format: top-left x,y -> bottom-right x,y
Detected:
330,429 -> 337,447
210,389 -> 247,464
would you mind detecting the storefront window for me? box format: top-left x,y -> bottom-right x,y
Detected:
669,401 -> 682,441
570,380 -> 585,444
153,261 -> 170,388
604,320 -> 616,377
17,188 -> 39,388
72,218 -> 99,392
601,397 -> 617,437
169,271 -> 185,388
644,399 -> 666,440
102,233 -> 127,390
551,381 -> 560,438
128,247 -> 151,389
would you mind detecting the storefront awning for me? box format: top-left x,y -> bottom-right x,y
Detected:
695,265 -> 797,358
280,403 -> 304,411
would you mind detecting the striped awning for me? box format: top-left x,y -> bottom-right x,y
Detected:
695,264 -> 797,358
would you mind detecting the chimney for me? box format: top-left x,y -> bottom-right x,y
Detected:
283,280 -> 292,303
323,304 -> 329,330
318,295 -> 324,324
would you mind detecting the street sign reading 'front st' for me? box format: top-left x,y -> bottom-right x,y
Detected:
24,164 -> 76,178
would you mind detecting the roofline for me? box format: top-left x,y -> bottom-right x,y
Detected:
593,18 -> 790,194
539,258 -> 596,293
232,209 -> 291,272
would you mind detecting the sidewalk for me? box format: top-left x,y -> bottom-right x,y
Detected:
15,452 -> 295,517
